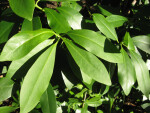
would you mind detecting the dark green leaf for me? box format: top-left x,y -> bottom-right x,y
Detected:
0,106 -> 17,113
57,7 -> 82,29
118,48 -> 136,95
9,0 -> 35,20
64,38 -> 111,86
106,15 -> 128,27
132,35 -> 150,54
123,32 -> 135,50
0,21 -> 14,44
20,43 -> 57,113
40,84 -> 56,113
0,78 -> 14,102
21,16 -> 42,31
130,51 -> 150,97
0,29 -> 54,61
67,30 -> 123,63
93,14 -> 118,41
44,8 -> 71,33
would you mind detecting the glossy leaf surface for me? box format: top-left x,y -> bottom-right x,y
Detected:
6,40 -> 54,78
45,8 -> 71,33
64,38 -> 111,85
67,30 -> 123,63
57,7 -> 82,29
20,43 -> 57,113
130,51 -> 150,97
40,84 -> 57,113
0,29 -> 54,61
0,78 -> 14,102
118,48 -> 136,95
132,35 -> 150,54
93,14 -> 118,41
123,32 -> 135,50
0,21 -> 14,44
9,0 -> 35,20
106,15 -> 128,27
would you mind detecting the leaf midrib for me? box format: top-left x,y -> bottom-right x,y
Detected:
94,15 -> 118,41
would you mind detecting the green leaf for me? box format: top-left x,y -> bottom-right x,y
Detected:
0,78 -> 14,102
0,106 -> 17,113
41,0 -> 79,1
57,7 -> 82,29
0,29 -> 54,61
61,1 -> 82,11
61,71 -> 74,90
123,32 -> 135,50
40,84 -> 57,113
9,0 -> 35,20
67,30 -> 123,63
85,97 -> 102,107
130,51 -> 150,97
20,43 -> 57,113
106,15 -> 128,27
132,35 -> 150,54
0,21 -> 14,44
118,48 -> 136,95
21,16 -> 42,31
93,14 -> 118,41
6,39 -> 54,78
64,38 -> 111,86
44,8 -> 71,33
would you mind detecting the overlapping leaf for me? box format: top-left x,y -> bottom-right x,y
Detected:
130,51 -> 150,97
0,29 -> 54,61
132,35 -> 150,54
9,0 -> 35,20
64,38 -> 111,85
93,14 -> 118,41
21,16 -> 42,31
44,8 -> 71,33
67,30 -> 123,63
106,15 -> 128,27
20,43 -> 57,113
118,48 -> 136,95
57,7 -> 82,29
0,106 -> 17,113
40,84 -> 57,113
0,21 -> 14,44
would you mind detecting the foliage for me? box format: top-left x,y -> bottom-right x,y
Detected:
0,0 -> 150,113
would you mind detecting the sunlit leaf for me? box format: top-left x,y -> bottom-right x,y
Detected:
20,43 -> 57,113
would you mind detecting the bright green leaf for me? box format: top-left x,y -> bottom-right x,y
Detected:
0,21 -> 14,44
57,7 -> 82,29
0,29 -> 54,61
93,14 -> 118,41
132,35 -> 150,54
61,1 -> 82,11
6,39 -> 54,78
40,84 -> 57,113
118,48 -> 136,95
85,97 -> 102,107
64,38 -> 111,86
44,8 -> 71,33
106,15 -> 128,27
130,51 -> 150,97
67,30 -> 123,63
123,32 -> 135,50
0,106 -> 17,113
20,43 -> 57,113
9,0 -> 35,20
0,78 -> 14,102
